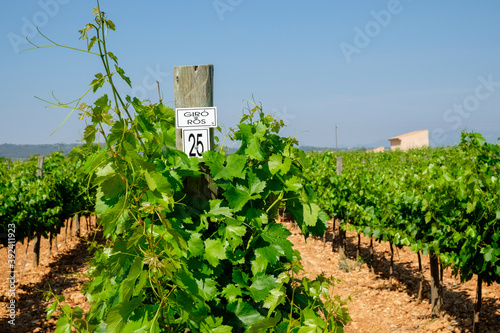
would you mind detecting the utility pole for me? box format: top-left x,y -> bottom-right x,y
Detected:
335,124 -> 338,152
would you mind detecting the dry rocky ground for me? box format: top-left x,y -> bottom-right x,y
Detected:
286,220 -> 500,333
0,217 -> 498,333
0,217 -> 97,333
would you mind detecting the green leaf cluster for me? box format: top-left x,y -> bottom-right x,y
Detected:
0,150 -> 96,244
40,4 -> 350,332
307,133 -> 500,286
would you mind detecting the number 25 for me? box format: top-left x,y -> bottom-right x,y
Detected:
188,133 -> 204,157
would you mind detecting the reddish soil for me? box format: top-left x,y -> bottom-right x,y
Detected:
0,217 -> 100,333
286,220 -> 500,333
0,217 -> 498,333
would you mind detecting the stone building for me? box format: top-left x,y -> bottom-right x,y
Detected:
388,130 -> 429,151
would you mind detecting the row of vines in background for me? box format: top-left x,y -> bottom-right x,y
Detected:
306,133 -> 500,332
0,148 -> 97,269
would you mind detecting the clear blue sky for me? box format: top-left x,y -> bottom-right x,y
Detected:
1,0 -> 499,148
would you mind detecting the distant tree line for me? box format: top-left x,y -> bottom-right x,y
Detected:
0,143 -> 81,160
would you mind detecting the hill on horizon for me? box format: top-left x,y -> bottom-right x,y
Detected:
0,143 -> 80,160
0,143 -> 373,161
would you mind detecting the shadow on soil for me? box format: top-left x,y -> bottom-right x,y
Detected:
329,229 -> 500,332
0,229 -> 104,333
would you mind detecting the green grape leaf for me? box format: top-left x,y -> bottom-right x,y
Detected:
227,301 -> 265,326
90,73 -> 105,92
144,170 -> 172,193
196,278 -> 219,301
303,202 -> 321,227
268,154 -> 292,176
204,151 -> 247,180
284,175 -> 303,192
466,201 -> 476,214
268,154 -> 283,175
224,184 -> 260,212
188,232 -> 205,257
104,296 -> 144,333
83,125 -> 97,145
249,315 -> 282,333
221,284 -> 242,303
263,289 -> 285,313
119,257 -> 143,302
101,173 -> 126,198
200,316 -> 232,333
107,51 -> 118,63
106,19 -> 116,31
248,171 -> 266,195
221,219 -> 247,248
54,316 -> 71,333
205,199 -> 233,218
115,65 -> 131,87
249,274 -> 279,302
204,238 -> 227,267
261,224 -> 294,259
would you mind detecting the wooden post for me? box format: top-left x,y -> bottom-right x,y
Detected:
174,65 -> 217,205
369,237 -> 375,274
22,239 -> 29,276
69,217 -> 73,240
389,241 -> 394,285
429,250 -> 443,317
48,232 -> 53,257
336,156 -> 346,259
174,65 -> 214,152
417,251 -> 423,303
358,159 -> 365,260
357,234 -> 361,260
65,218 -> 69,245
439,262 -> 443,283
336,156 -> 343,176
331,218 -> 336,253
473,275 -> 482,333
74,213 -> 80,238
33,156 -> 44,268
36,156 -> 44,178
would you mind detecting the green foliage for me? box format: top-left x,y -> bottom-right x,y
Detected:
307,135 -> 500,286
39,3 -> 350,332
0,151 -> 93,245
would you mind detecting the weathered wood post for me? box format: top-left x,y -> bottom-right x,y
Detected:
69,216 -> 73,240
417,251 -> 423,303
336,156 -> 347,260
74,213 -> 80,238
174,65 -> 217,205
429,250 -> 443,317
33,156 -> 44,268
174,65 -> 214,151
36,156 -> 44,178
473,275 -> 483,333
357,158 -> 366,259
336,156 -> 343,175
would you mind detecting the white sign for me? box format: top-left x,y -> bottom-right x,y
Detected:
182,128 -> 210,157
176,107 -> 217,128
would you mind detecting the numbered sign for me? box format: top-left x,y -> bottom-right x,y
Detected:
182,128 -> 210,157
